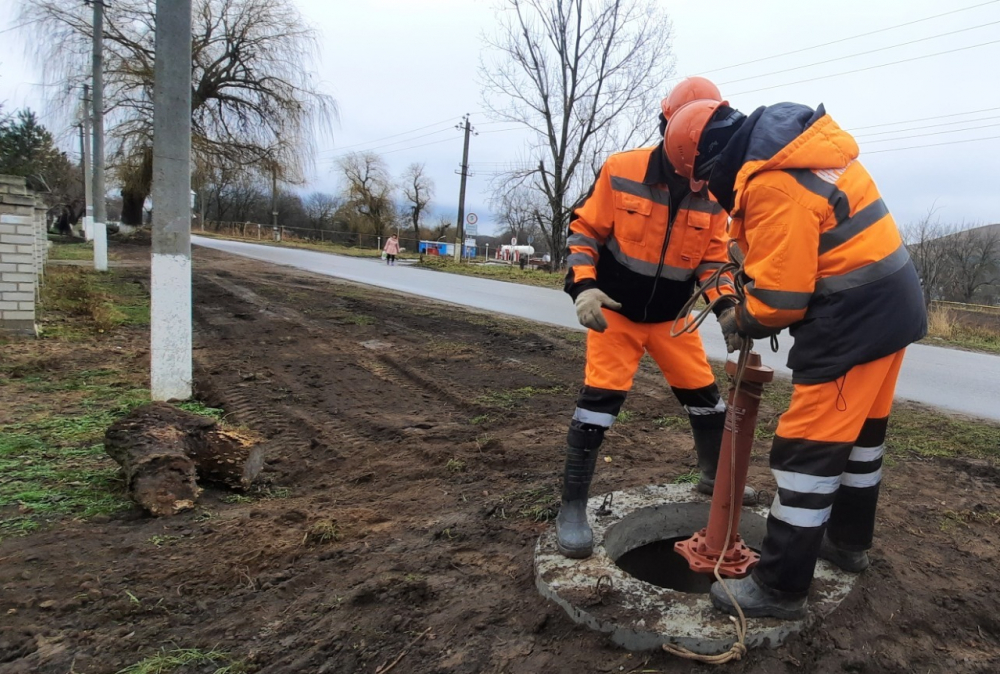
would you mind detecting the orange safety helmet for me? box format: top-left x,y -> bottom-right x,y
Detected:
664,99 -> 725,191
660,77 -> 724,120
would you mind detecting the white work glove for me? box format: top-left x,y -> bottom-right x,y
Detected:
574,288 -> 622,332
717,307 -> 746,354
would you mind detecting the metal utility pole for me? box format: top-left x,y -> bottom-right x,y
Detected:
150,0 -> 193,401
453,114 -> 475,261
90,0 -> 108,271
80,85 -> 94,241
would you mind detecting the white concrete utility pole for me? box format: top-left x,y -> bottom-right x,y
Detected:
150,0 -> 193,401
90,0 -> 108,271
80,85 -> 94,241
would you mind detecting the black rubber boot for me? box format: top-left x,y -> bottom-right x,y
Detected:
692,424 -> 757,506
556,422 -> 603,559
818,532 -> 870,573
710,575 -> 808,620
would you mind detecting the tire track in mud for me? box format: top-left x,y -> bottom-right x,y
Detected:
194,272 -> 478,457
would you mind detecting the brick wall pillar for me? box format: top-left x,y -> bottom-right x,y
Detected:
0,175 -> 40,336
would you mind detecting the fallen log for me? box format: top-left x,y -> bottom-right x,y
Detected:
104,402 -> 264,516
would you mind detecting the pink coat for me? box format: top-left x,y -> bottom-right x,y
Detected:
383,238 -> 400,255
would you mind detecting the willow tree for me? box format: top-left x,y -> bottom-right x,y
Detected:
20,0 -> 335,225
481,0 -> 674,266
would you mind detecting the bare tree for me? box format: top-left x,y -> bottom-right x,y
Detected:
21,0 -> 336,225
902,206 -> 950,306
401,163 -> 434,246
480,0 -> 675,266
304,192 -> 342,236
492,185 -> 544,247
946,224 -> 1000,303
338,152 -> 396,239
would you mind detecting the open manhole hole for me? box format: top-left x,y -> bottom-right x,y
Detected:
602,502 -> 767,593
614,536 -> 715,594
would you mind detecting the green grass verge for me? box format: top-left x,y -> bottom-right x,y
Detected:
0,369 -> 149,539
47,240 -> 94,261
416,256 -> 563,289
921,330 -> 1000,355
40,253 -> 150,340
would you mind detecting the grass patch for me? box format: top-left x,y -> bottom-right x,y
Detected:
673,469 -> 701,485
445,458 -> 466,473
616,410 -> 636,424
40,256 -> 149,340
303,519 -> 340,546
492,486 -> 559,522
416,256 -> 563,290
654,415 -> 688,430
47,241 -> 93,261
476,385 -> 566,409
923,304 -> 1000,355
470,414 -> 493,426
117,648 -> 249,674
175,400 -> 226,421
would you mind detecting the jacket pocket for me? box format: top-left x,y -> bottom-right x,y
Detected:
678,210 -> 711,262
613,191 -> 653,244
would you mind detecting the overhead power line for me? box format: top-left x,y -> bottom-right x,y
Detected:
850,106 -> 1000,130
854,115 -> 1000,138
729,38 -> 1000,97
718,20 -> 1000,86
318,126 -> 454,156
321,116 -> 459,153
862,121 -> 1000,143
697,0 -> 1000,75
865,134 -> 1000,154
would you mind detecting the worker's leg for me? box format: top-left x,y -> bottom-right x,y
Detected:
645,322 -> 756,502
753,352 -> 902,597
825,349 -> 906,557
557,310 -> 645,558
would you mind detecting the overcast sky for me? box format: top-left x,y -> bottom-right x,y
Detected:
1,0 -> 998,236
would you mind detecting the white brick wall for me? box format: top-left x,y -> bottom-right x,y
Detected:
0,178 -> 41,335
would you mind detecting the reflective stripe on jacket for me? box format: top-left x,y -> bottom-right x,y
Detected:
565,146 -> 733,324
728,103 -> 926,383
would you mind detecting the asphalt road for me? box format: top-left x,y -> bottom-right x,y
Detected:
193,236 -> 1000,422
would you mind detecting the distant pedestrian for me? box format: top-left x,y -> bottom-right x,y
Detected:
383,234 -> 400,266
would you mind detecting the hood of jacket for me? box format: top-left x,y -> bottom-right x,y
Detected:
731,103 -> 860,215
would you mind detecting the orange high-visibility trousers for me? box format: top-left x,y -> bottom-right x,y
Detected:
753,349 -> 906,596
570,310 -> 723,431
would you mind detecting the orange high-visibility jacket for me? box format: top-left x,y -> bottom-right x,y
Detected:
565,146 -> 733,324
723,103 -> 926,383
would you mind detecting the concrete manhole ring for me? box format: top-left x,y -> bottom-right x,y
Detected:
535,484 -> 859,654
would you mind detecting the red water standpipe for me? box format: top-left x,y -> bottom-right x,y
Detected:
674,352 -> 774,577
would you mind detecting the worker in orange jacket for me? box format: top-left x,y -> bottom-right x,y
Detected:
665,97 -> 927,618
557,78 -> 755,560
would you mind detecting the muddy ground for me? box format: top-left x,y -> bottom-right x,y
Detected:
3,246 -> 1000,673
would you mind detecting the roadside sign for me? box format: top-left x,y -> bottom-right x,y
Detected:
465,238 -> 477,247
511,236 -> 517,246
528,235 -> 534,244
467,213 -> 478,225
465,223 -> 478,236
